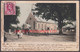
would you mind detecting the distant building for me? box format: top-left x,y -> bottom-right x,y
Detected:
25,12 -> 58,32
62,20 -> 76,32
62,24 -> 76,32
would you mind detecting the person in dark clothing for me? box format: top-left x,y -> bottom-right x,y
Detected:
4,34 -> 7,42
25,28 -> 29,35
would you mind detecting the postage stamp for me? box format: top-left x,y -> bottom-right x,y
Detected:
5,2 -> 16,15
1,1 -> 79,51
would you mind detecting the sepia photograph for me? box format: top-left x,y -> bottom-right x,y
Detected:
1,1 -> 79,51
4,2 -> 76,42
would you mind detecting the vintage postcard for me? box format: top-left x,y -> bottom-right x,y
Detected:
1,1 -> 79,51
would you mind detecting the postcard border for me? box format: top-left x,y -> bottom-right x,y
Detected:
0,0 -> 80,52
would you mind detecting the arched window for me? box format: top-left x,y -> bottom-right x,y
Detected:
54,26 -> 56,30
38,24 -> 40,29
42,24 -> 43,30
33,21 -> 35,29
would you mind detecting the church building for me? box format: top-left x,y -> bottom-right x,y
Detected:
25,12 -> 58,33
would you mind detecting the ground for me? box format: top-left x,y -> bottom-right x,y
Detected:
4,32 -> 76,42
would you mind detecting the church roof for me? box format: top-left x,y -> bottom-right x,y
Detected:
35,16 -> 57,24
27,12 -> 58,24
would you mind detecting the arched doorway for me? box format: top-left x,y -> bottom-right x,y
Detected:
47,27 -> 50,30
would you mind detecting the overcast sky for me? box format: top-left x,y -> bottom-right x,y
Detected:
16,3 -> 34,26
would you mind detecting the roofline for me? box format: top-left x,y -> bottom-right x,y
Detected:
36,21 -> 57,24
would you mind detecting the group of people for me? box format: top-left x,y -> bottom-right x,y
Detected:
16,30 -> 23,39
16,28 -> 30,39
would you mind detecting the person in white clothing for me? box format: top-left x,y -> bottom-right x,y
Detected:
20,32 -> 23,38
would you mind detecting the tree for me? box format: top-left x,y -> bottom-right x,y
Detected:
32,3 -> 76,34
4,6 -> 20,32
22,24 -> 25,30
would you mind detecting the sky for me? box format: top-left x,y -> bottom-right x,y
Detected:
16,3 -> 34,26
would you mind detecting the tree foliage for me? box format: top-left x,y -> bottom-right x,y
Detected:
32,3 -> 76,34
4,6 -> 20,32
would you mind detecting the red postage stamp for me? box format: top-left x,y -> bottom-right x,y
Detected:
5,2 -> 16,15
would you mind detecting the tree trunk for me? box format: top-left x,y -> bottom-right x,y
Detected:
59,28 -> 63,35
58,19 -> 63,35
57,11 -> 63,35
